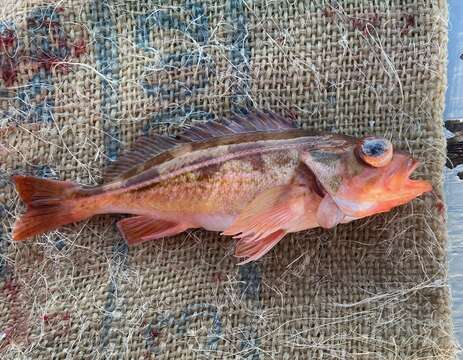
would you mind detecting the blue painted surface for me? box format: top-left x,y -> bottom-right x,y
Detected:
446,0 -> 463,120
445,166 -> 463,349
445,0 -> 463,351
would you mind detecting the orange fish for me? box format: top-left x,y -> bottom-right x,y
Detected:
11,111 -> 432,264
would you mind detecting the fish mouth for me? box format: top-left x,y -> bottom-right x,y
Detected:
372,157 -> 432,214
384,156 -> 430,190
398,158 -> 432,196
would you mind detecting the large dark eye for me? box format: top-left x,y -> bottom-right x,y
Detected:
356,137 -> 393,167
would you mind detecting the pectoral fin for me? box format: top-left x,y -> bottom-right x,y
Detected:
223,185 -> 306,262
235,230 -> 286,265
117,216 -> 191,245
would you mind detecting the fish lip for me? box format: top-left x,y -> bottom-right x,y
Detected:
405,178 -> 433,194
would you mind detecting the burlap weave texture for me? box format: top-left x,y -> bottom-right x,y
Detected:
0,0 -> 455,359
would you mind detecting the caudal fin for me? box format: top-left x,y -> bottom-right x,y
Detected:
12,175 -> 93,241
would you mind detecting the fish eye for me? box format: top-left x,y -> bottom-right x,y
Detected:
356,137 -> 393,168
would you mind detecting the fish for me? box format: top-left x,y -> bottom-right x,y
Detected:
10,111 -> 432,264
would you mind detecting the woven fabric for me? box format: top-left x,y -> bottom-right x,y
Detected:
0,0 -> 455,358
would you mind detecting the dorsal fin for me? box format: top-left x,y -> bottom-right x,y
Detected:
103,110 -> 297,182
177,110 -> 296,142
103,135 -> 184,182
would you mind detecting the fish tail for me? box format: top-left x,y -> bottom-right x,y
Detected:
12,175 -> 96,241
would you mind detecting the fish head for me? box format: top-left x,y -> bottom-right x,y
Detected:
302,136 -> 432,225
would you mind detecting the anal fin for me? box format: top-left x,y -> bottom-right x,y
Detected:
117,216 -> 191,245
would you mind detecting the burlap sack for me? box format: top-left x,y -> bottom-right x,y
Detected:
0,0 -> 455,358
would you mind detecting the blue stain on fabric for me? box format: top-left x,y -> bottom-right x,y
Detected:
17,82 -> 54,123
136,2 -> 213,128
0,204 -> 7,279
99,279 -> 116,349
0,20 -> 15,33
135,1 -> 208,51
99,241 -> 128,349
32,164 -> 58,179
177,304 -> 221,351
238,262 -> 262,357
238,263 -> 261,300
53,238 -> 66,251
144,104 -> 214,133
135,1 -> 212,110
141,75 -> 209,99
228,0 -> 251,112
0,170 -> 12,279
160,51 -> 212,69
238,263 -> 262,358
90,0 -> 120,161
17,6 -> 61,123
147,304 -> 222,354
27,6 -> 60,26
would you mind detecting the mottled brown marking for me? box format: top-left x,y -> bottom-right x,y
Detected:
272,151 -> 296,168
327,175 -> 343,193
304,149 -> 345,193
195,162 -> 223,181
244,153 -> 266,171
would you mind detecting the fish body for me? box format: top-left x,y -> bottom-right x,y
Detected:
11,112 -> 432,263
